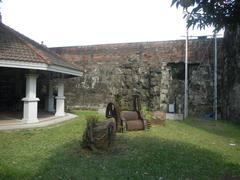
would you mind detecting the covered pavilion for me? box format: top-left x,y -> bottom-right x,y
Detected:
0,18 -> 82,128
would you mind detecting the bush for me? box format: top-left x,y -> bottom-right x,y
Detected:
142,106 -> 153,121
86,115 -> 100,127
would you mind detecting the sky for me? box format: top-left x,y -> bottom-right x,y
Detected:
1,0 -> 222,47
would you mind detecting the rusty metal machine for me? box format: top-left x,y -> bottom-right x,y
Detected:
82,95 -> 150,150
105,95 -> 150,132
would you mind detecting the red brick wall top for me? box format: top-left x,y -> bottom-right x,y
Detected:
51,38 -> 223,65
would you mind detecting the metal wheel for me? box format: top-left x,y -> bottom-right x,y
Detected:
106,102 -> 117,119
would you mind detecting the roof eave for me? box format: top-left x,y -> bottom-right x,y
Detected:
0,59 -> 83,76
48,64 -> 82,76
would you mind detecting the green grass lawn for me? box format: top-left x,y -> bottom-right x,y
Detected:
0,110 -> 240,179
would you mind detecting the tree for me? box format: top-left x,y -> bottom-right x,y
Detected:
171,0 -> 240,31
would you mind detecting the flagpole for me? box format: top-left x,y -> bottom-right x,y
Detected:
184,29 -> 189,119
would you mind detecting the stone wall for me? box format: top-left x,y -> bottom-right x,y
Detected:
51,38 -> 223,116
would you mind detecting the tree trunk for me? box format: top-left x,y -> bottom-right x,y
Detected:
220,25 -> 240,121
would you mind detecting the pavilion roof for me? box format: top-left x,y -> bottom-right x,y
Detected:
0,22 -> 82,76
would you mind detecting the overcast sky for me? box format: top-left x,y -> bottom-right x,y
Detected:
1,0 -> 221,47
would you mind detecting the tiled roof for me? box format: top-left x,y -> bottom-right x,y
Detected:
0,22 -> 80,72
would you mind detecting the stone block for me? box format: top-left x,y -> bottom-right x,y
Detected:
166,113 -> 183,120
153,111 -> 166,121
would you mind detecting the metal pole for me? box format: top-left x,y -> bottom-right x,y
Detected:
184,29 -> 189,119
214,32 -> 218,120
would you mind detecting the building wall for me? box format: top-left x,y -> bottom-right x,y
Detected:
51,38 -> 223,116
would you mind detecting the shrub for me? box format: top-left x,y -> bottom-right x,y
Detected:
86,115 -> 100,127
142,106 -> 153,121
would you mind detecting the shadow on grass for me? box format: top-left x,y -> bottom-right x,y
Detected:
179,118 -> 240,140
30,135 -> 240,180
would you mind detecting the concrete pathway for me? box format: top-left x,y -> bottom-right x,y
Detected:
0,113 -> 78,131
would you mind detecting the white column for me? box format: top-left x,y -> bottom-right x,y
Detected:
22,74 -> 40,123
55,80 -> 65,116
48,81 -> 55,112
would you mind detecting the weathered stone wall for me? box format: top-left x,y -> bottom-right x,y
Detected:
52,39 -> 223,116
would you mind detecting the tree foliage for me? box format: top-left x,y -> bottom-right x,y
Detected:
171,0 -> 240,31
